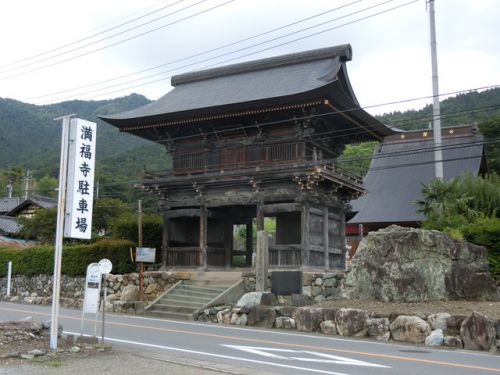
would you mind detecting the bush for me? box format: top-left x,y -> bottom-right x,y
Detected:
112,214 -> 162,249
0,239 -> 135,277
463,216 -> 500,281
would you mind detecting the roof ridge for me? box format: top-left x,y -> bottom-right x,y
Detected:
171,44 -> 352,87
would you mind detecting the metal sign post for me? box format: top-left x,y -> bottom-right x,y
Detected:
51,116 -> 97,350
50,114 -> 73,350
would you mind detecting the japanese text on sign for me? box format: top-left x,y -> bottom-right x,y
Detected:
64,119 -> 97,239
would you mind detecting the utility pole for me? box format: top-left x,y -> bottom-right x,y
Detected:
138,200 -> 144,301
7,180 -> 13,198
428,0 -> 443,179
23,169 -> 31,199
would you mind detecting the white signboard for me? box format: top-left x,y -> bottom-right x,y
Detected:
64,118 -> 97,239
98,258 -> 113,274
136,247 -> 156,263
82,263 -> 101,314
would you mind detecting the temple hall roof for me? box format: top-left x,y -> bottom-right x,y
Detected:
100,45 -> 395,141
349,126 -> 487,225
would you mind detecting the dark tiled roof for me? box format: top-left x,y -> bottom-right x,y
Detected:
0,197 -> 23,214
99,45 -> 395,140
349,128 -> 485,224
0,215 -> 22,235
101,45 -> 351,122
5,195 -> 57,216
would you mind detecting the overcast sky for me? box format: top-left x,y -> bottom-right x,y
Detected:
0,0 -> 498,115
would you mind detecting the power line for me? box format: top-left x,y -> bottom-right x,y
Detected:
78,0 -> 421,101
0,0 -> 187,70
27,0 -> 366,101
0,0 -> 235,80
27,0 -> 415,103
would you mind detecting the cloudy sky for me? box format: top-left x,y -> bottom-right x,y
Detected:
0,0 -> 498,115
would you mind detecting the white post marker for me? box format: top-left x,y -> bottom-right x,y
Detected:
6,261 -> 12,297
98,259 -> 112,344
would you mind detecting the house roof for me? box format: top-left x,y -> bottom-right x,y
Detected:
349,126 -> 486,225
0,215 -> 22,235
0,195 -> 56,217
0,197 -> 22,214
0,235 -> 36,248
99,45 -> 395,141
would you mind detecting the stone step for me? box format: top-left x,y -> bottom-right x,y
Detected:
177,284 -> 229,294
150,303 -> 199,314
158,296 -> 209,306
167,288 -> 221,299
145,310 -> 194,321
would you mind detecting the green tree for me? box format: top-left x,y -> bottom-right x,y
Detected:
17,207 -> 57,243
479,115 -> 500,174
92,197 -> 132,235
415,173 -> 500,280
34,175 -> 58,197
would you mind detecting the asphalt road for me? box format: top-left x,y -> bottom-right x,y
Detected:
0,302 -> 499,375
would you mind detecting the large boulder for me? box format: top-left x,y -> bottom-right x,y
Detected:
390,315 -> 431,343
335,308 -> 369,337
236,292 -> 276,308
343,226 -> 497,302
120,285 -> 139,302
445,315 -> 466,335
367,318 -> 390,342
425,329 -> 444,346
460,312 -> 496,351
427,313 -> 451,331
247,306 -> 276,328
293,307 -> 324,332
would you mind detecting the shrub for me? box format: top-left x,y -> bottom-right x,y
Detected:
463,216 -> 500,281
112,214 -> 162,249
0,239 -> 135,277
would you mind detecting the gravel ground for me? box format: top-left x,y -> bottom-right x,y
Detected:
0,348 -> 278,375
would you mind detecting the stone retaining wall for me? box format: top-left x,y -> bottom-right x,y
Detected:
199,300 -> 500,353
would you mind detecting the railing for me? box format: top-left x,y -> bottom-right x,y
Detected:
166,247 -> 225,267
269,245 -> 302,268
171,141 -> 303,174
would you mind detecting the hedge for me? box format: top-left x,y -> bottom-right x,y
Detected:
0,239 -> 135,277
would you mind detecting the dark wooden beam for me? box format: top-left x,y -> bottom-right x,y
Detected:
301,202 -> 310,268
256,203 -> 264,232
161,209 -> 169,269
199,205 -> 208,269
246,219 -> 253,266
224,219 -> 232,268
323,206 -> 329,270
261,202 -> 301,215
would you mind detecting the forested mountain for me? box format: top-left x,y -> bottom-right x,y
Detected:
0,94 -> 169,201
0,94 -> 154,168
376,87 -> 500,130
0,88 -> 498,200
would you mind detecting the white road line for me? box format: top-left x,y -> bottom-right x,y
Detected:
65,331 -> 351,375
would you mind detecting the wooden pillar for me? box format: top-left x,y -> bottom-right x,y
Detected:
161,209 -> 169,270
199,205 -> 208,269
301,201 -> 310,268
339,206 -> 347,269
255,230 -> 269,291
245,220 -> 253,266
256,203 -> 264,232
224,219 -> 233,268
323,206 -> 329,271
